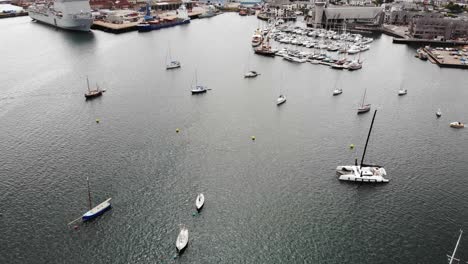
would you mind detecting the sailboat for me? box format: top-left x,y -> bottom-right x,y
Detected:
244,53 -> 260,78
191,70 -> 207,94
436,108 -> 442,118
166,46 -> 181,70
277,76 -> 286,105
82,177 -> 112,221
336,110 -> 389,183
195,193 -> 205,211
176,226 -> 189,252
332,75 -> 342,96
357,88 -> 371,114
84,76 -> 103,99
398,82 -> 407,96
447,230 -> 463,264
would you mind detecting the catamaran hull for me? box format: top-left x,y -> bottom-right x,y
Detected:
338,174 -> 389,183
336,166 -> 389,183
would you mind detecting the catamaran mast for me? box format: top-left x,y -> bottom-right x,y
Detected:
360,109 -> 377,168
86,177 -> 92,210
449,230 -> 463,264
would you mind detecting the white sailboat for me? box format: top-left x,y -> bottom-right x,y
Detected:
176,226 -> 189,252
332,75 -> 342,96
357,88 -> 371,114
436,108 -> 442,118
276,76 -> 286,105
398,82 -> 407,96
336,110 -> 389,183
244,53 -> 259,78
195,193 -> 205,211
191,70 -> 207,94
166,46 -> 181,70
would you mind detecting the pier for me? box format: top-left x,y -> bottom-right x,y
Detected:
423,47 -> 468,69
91,10 -> 203,34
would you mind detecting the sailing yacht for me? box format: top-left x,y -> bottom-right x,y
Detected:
332,75 -> 342,96
436,108 -> 442,118
398,81 -> 407,96
82,177 -> 112,221
84,76 -> 103,99
166,47 -> 181,70
336,110 -> 389,183
176,226 -> 189,252
357,88 -> 371,114
191,70 -> 207,94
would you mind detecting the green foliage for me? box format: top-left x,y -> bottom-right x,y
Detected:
445,2 -> 464,13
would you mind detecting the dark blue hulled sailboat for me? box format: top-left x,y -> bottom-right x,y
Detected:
81,177 -> 112,222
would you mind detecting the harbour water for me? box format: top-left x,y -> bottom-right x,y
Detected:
1,14 -> 468,263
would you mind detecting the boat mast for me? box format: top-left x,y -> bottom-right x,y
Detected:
86,76 -> 90,93
360,109 -> 377,168
361,88 -> 367,107
449,230 -> 463,264
86,177 -> 92,210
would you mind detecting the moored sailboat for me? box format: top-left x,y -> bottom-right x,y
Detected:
84,76 -> 103,99
191,70 -> 207,94
357,88 -> 371,114
176,226 -> 189,252
166,46 -> 181,70
82,177 -> 112,221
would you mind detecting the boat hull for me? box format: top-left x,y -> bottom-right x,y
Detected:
195,193 -> 205,211
29,11 -> 93,32
85,91 -> 103,99
357,105 -> 371,114
336,166 -> 389,183
191,89 -> 207,94
138,19 -> 190,32
176,229 -> 189,252
82,198 -> 112,221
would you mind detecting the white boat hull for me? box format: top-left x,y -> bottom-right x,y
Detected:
277,97 -> 286,105
450,122 -> 465,128
176,228 -> 189,252
29,11 -> 92,32
195,193 -> 205,210
336,166 -> 389,183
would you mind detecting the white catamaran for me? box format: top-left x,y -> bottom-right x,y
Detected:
336,110 -> 389,183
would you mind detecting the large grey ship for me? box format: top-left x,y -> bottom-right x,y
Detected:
28,0 -> 93,32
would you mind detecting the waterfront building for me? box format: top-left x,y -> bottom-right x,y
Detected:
409,13 -> 468,40
309,1 -> 384,28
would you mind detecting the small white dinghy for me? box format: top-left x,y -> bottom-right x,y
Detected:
244,71 -> 259,78
450,122 -> 465,128
436,109 -> 442,118
398,89 -> 407,96
277,95 -> 286,105
333,88 -> 342,96
195,193 -> 205,211
176,226 -> 189,252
